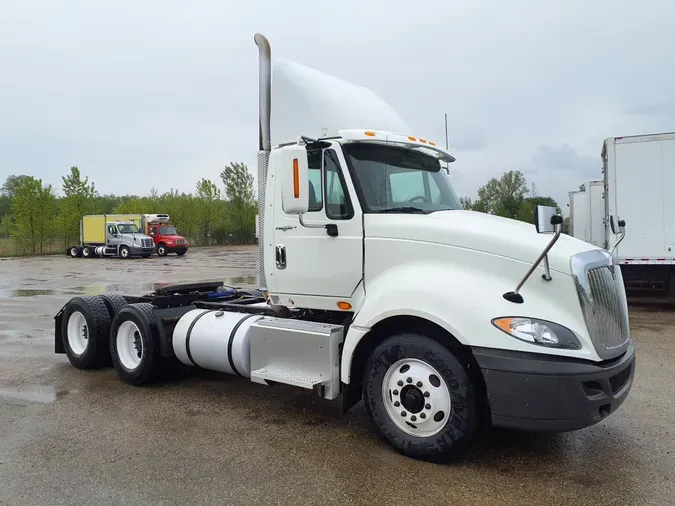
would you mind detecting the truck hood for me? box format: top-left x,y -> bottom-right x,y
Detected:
160,235 -> 186,241
121,233 -> 153,241
365,210 -> 600,275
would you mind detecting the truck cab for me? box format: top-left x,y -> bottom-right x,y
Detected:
143,214 -> 188,256
106,220 -> 155,258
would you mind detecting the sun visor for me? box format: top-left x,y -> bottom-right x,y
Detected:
270,59 -> 411,147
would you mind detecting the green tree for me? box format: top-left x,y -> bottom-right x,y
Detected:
516,196 -> 560,224
1,175 -> 31,199
220,162 -> 256,243
11,176 -> 58,254
60,166 -> 98,248
195,178 -> 221,245
476,170 -> 529,219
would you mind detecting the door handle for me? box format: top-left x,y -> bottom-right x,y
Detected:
275,244 -> 286,269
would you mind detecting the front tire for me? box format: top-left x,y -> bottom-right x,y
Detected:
119,245 -> 130,259
156,243 -> 167,256
362,333 -> 478,462
110,303 -> 162,385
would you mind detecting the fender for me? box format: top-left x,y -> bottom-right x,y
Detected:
340,256 -> 594,383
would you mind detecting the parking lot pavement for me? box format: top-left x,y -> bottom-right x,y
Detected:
1,247 -> 674,505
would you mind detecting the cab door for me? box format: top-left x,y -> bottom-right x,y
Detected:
272,142 -> 363,300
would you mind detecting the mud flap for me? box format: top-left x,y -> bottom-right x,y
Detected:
54,304 -> 66,354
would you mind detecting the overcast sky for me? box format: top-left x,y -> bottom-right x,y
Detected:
2,0 -> 674,214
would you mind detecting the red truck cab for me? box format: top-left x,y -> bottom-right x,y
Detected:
143,214 -> 189,256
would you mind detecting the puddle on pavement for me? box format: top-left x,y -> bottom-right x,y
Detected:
0,386 -> 58,404
0,289 -> 55,299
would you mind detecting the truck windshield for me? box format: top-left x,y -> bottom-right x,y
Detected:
117,223 -> 140,234
158,226 -> 177,235
342,143 -> 462,213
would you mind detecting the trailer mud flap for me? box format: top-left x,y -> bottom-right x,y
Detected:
54,304 -> 66,354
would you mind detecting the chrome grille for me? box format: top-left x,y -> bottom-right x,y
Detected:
142,238 -> 153,248
176,238 -> 185,245
572,250 -> 630,359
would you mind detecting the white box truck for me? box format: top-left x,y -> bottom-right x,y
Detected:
51,33 -> 635,462
602,132 -> 675,296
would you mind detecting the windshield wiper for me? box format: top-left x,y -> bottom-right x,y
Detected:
379,207 -> 429,214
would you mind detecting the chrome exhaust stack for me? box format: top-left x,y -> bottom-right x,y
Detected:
254,33 -> 271,292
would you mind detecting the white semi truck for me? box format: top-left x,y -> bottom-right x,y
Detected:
602,132 -> 675,296
52,33 -> 635,462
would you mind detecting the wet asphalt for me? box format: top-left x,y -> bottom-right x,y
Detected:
0,247 -> 674,505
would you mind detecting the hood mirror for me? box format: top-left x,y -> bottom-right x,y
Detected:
503,205 -> 563,304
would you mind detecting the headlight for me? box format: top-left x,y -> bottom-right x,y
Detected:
491,317 -> 581,350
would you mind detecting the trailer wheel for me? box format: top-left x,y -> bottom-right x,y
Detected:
81,246 -> 92,258
60,296 -> 112,369
68,246 -> 81,258
119,245 -> 130,259
362,333 -> 478,462
110,303 -> 161,385
156,243 -> 167,256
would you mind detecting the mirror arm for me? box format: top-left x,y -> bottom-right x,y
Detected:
298,213 -> 339,237
298,213 -> 323,229
504,220 -> 562,303
610,221 -> 626,256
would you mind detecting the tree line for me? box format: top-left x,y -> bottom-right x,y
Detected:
0,164 -> 566,257
0,163 -> 257,256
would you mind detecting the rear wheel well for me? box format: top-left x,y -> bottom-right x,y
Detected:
343,315 -> 489,421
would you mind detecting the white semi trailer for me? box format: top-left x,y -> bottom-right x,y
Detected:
603,132 -> 675,296
53,33 -> 635,462
569,180 -> 604,248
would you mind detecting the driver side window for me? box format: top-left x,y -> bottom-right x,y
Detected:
307,148 -> 323,212
108,225 -> 117,236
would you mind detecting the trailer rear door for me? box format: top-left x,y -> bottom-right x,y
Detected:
613,138 -> 667,258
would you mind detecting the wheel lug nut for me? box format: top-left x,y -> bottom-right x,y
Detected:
397,380 -> 404,387
416,381 -> 423,387
394,401 -> 400,407
406,377 -> 412,383
425,403 -> 431,410
393,389 -> 399,395
401,411 -> 407,417
424,391 -> 430,398
411,415 -> 417,421
420,413 -> 426,419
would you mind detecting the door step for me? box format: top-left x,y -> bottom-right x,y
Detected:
250,368 -> 326,394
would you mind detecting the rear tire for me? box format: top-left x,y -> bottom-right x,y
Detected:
362,333 -> 478,462
110,303 -> 162,385
81,246 -> 92,258
60,296 -> 112,369
68,246 -> 80,258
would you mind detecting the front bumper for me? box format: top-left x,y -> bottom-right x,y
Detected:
166,245 -> 188,253
473,342 -> 635,432
130,246 -> 155,256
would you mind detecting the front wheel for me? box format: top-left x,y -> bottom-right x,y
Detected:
156,243 -> 167,256
362,333 -> 479,462
119,245 -> 130,259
